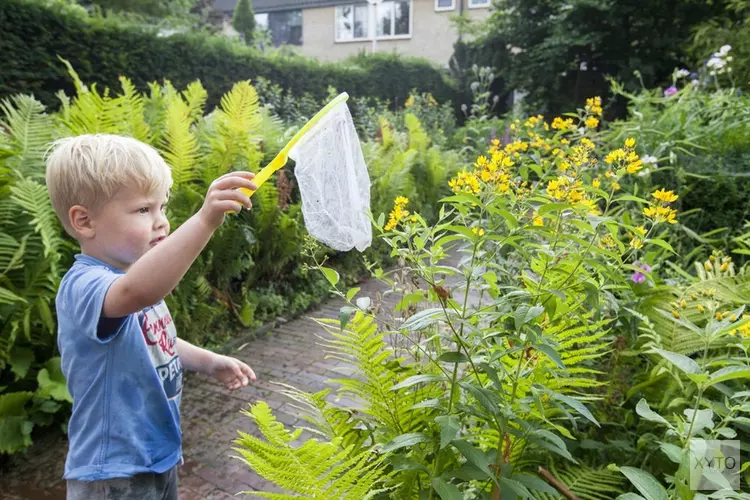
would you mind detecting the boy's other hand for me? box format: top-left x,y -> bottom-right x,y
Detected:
208,354 -> 256,390
199,171 -> 256,229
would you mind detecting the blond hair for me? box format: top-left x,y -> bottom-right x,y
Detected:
45,134 -> 173,235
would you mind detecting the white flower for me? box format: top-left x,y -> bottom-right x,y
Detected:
691,79 -> 700,86
675,69 -> 690,79
642,155 -> 658,165
579,61 -> 588,71
720,44 -> 732,55
707,57 -> 725,69
509,46 -> 524,55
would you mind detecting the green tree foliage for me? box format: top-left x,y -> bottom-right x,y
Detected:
232,0 -> 256,45
474,0 -> 729,114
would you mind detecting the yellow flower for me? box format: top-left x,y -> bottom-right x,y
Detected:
731,314 -> 737,322
625,138 -> 636,148
643,205 -> 678,224
533,216 -> 544,227
472,227 -> 485,237
717,312 -> 724,321
384,197 -> 410,231
581,137 -> 595,149
611,181 -> 621,191
697,304 -> 705,313
627,159 -> 643,174
585,116 -> 599,129
405,96 -> 415,108
449,171 -> 481,194
605,149 -> 626,164
690,293 -> 697,300
721,262 -> 729,272
552,117 -> 574,131
560,138 -> 569,145
630,238 -> 644,249
704,261 -> 713,271
651,189 -> 679,204
586,96 -> 603,116
680,299 -> 687,309
635,226 -> 647,237
592,179 -> 601,189
672,310 -> 680,319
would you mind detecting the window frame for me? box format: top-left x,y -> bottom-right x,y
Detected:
334,4 -> 370,42
434,0 -> 455,12
468,0 -> 490,8
334,1 -> 413,43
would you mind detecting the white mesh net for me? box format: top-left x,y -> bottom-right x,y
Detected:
288,100 -> 372,252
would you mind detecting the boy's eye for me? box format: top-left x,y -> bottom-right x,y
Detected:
138,207 -> 150,214
161,204 -> 168,212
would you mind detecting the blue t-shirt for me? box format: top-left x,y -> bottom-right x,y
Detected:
56,254 -> 183,481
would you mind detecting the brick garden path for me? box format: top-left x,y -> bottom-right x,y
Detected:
0,254 -> 472,499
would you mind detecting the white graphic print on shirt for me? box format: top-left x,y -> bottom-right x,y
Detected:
138,302 -> 183,400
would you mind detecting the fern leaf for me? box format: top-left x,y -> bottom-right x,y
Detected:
532,462 -> 626,500
182,81 -> 208,122
160,92 -> 199,188
233,402 -> 388,499
9,179 -> 64,265
118,76 -> 151,142
204,80 -> 262,183
0,94 -> 53,180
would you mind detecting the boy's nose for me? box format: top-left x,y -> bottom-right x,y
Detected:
154,212 -> 169,229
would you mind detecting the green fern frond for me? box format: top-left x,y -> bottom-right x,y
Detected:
638,275 -> 750,355
405,113 -> 430,151
273,383 -> 365,448
0,94 -> 54,180
314,312 -> 439,436
204,80 -> 262,183
233,401 -> 389,499
160,92 -> 199,188
182,81 -> 208,122
532,461 -> 626,500
117,76 -> 150,142
9,179 -> 64,266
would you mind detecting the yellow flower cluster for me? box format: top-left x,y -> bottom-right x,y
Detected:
405,96 -> 415,108
628,225 -> 647,249
652,189 -> 678,203
643,205 -> 678,224
552,116 -> 574,131
524,115 -> 545,129
643,188 -> 679,225
605,138 -> 642,174
449,171 -> 481,195
384,196 -> 409,231
449,142 -> 514,195
585,116 -> 599,129
586,96 -> 603,116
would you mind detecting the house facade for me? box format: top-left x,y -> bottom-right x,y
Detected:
214,0 -> 492,66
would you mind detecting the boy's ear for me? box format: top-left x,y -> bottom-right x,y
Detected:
69,205 -> 95,239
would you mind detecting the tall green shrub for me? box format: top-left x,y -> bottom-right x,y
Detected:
0,0 -> 458,113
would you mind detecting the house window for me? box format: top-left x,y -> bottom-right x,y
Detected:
377,1 -> 411,37
336,4 -> 370,41
468,0 -> 490,7
336,1 -> 411,41
435,0 -> 455,11
267,9 -> 302,46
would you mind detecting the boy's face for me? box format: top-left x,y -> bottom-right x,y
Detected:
83,184 -> 170,271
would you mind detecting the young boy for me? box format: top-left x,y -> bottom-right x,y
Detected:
46,134 -> 259,499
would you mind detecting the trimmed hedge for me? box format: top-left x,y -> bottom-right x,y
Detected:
0,0 -> 458,110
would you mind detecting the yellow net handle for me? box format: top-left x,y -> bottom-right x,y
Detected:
239,92 -> 350,198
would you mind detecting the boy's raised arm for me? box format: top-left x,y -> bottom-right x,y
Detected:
102,172 -> 256,318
